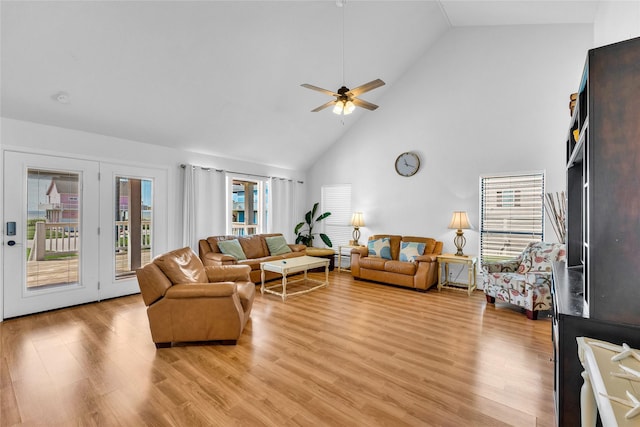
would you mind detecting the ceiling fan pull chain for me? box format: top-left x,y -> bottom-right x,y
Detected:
341,0 -> 346,86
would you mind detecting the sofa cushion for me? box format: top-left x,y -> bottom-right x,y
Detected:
368,237 -> 392,260
384,260 -> 417,275
154,247 -> 208,284
217,239 -> 247,260
399,241 -> 425,262
486,272 -> 528,297
238,256 -> 278,271
265,235 -> 292,255
359,256 -> 387,271
238,235 -> 268,259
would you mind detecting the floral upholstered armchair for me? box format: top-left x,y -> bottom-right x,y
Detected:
482,241 -> 566,320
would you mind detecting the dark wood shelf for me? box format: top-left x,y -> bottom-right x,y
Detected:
554,36 -> 640,427
552,262 -> 640,427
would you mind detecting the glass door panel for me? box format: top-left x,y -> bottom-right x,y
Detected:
114,176 -> 153,278
26,169 -> 80,288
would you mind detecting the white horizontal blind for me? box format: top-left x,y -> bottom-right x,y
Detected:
321,184 -> 352,248
480,172 -> 544,264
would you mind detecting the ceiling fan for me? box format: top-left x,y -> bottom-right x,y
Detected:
301,79 -> 386,115
301,0 -> 385,115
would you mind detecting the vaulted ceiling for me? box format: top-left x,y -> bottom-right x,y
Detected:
1,1 -> 599,170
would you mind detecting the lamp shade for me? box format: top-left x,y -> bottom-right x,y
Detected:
350,212 -> 365,227
448,211 -> 471,230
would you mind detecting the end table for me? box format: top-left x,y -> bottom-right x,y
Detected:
437,253 -> 477,296
337,244 -> 365,272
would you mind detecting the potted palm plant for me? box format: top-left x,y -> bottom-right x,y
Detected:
294,202 -> 332,247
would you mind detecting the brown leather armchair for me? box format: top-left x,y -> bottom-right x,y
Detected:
136,247 -> 255,347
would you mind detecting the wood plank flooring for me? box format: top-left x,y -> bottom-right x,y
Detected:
0,272 -> 556,426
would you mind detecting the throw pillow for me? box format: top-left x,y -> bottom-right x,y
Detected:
265,235 -> 292,255
217,239 -> 247,260
368,237 -> 392,260
399,241 -> 426,262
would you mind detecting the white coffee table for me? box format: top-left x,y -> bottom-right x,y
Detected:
260,255 -> 330,301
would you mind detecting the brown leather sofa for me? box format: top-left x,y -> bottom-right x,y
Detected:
136,247 -> 255,347
351,235 -> 443,291
198,233 -> 306,283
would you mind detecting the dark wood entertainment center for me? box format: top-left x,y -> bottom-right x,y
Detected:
552,36 -> 640,427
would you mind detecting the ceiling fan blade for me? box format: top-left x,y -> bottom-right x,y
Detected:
352,98 -> 379,111
347,79 -> 385,97
301,84 -> 339,97
311,100 -> 337,112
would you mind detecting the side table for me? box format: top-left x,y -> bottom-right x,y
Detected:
337,244 -> 364,272
305,247 -> 335,271
437,253 -> 477,296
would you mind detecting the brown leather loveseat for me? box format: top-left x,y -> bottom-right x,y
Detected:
199,233 -> 306,283
351,235 -> 443,291
136,247 -> 255,347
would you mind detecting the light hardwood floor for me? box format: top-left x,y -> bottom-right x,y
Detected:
1,272 -> 556,426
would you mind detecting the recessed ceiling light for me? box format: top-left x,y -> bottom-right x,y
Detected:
52,92 -> 70,104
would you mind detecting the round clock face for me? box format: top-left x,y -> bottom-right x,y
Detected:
394,152 -> 420,177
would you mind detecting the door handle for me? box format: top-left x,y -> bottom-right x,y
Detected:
7,240 -> 16,246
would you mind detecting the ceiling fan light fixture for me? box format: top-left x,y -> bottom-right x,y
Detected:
344,100 -> 355,114
333,102 -> 344,115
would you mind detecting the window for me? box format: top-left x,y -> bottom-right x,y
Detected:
230,178 -> 267,236
114,176 -> 153,278
480,172 -> 544,264
321,184 -> 352,247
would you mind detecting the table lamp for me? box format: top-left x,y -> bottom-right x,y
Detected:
350,212 -> 365,246
448,211 -> 471,256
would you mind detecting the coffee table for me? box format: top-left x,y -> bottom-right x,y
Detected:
260,255 -> 330,301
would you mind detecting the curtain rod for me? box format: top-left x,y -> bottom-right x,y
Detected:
180,163 -> 303,183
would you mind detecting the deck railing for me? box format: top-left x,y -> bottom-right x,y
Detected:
232,223 -> 257,236
114,220 -> 152,253
29,220 -> 151,261
29,222 -> 79,261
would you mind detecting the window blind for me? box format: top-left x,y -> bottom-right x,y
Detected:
480,173 -> 545,263
321,184 -> 352,248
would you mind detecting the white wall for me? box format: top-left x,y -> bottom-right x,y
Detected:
594,0 -> 640,47
306,24 -> 593,256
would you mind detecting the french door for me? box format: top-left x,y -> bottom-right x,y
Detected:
3,151 -> 100,318
3,152 -> 168,318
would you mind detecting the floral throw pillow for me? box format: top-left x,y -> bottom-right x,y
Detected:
368,237 -> 392,260
399,241 -> 425,262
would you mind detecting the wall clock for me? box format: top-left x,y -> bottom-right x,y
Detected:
394,152 -> 420,177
